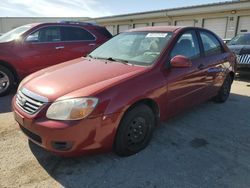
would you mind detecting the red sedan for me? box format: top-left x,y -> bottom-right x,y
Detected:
13,26 -> 237,156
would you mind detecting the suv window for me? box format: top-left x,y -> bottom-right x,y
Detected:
61,27 -> 95,41
170,30 -> 200,59
200,31 -> 222,56
26,26 -> 61,43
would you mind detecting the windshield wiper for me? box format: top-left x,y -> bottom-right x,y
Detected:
87,55 -> 130,65
106,57 -> 130,65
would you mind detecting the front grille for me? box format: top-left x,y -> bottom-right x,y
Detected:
16,88 -> 47,115
19,125 -> 42,144
237,54 -> 250,64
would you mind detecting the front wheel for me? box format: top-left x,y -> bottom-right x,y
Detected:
114,104 -> 155,156
213,75 -> 232,103
0,65 -> 15,97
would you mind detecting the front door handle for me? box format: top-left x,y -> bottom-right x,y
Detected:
55,46 -> 64,50
198,64 -> 205,70
88,43 -> 96,46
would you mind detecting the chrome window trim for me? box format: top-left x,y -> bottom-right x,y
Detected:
23,25 -> 97,44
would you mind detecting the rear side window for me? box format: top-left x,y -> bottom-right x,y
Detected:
200,31 -> 223,56
170,30 -> 200,59
61,27 -> 95,41
26,26 -> 61,42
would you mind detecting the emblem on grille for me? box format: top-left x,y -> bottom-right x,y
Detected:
20,98 -> 26,106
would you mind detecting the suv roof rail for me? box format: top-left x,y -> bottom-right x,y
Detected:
58,20 -> 98,26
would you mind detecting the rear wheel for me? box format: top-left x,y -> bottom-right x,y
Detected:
0,65 -> 15,97
114,104 -> 155,156
213,75 -> 232,103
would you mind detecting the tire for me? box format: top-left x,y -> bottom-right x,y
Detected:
0,65 -> 15,97
213,75 -> 232,103
114,104 -> 155,156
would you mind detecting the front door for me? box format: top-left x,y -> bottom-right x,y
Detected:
17,26 -> 65,75
163,30 -> 208,118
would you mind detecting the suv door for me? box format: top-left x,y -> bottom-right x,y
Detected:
18,26 -> 65,74
198,30 -> 228,96
164,30 -> 208,117
61,26 -> 97,61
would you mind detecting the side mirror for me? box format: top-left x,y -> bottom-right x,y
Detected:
170,55 -> 192,68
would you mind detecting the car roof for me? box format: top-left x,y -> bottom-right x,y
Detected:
27,22 -> 102,28
127,26 -> 187,33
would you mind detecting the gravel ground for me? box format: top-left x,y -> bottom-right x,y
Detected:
0,75 -> 250,188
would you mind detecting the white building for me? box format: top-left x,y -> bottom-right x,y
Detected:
0,0 -> 250,39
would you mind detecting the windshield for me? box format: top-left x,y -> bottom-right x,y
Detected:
0,25 -> 32,43
228,34 -> 250,45
89,32 -> 173,66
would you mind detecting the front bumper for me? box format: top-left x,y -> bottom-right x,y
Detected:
12,96 -> 123,156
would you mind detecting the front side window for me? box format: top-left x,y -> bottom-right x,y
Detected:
0,25 -> 32,43
61,27 -> 95,41
26,26 -> 61,43
170,30 -> 200,59
200,31 -> 222,56
89,32 -> 173,66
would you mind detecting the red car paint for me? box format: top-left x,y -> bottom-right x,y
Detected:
0,22 -> 112,80
12,26 -> 237,156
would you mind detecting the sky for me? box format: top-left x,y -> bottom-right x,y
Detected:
0,0 -> 236,18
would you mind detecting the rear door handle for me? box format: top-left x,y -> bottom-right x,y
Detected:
198,64 -> 205,70
55,46 -> 64,50
88,43 -> 96,46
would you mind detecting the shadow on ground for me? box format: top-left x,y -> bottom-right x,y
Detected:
236,72 -> 250,82
0,93 -> 14,113
29,93 -> 250,188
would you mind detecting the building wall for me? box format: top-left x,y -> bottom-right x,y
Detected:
0,17 -> 88,33
93,1 -> 250,39
0,1 -> 249,39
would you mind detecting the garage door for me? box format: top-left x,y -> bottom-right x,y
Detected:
203,18 -> 227,38
105,25 -> 115,35
176,20 -> 195,27
118,24 -> 130,33
153,22 -> 170,26
134,23 -> 148,28
237,16 -> 250,34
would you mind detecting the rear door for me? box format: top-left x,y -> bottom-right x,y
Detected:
61,26 -> 97,60
198,30 -> 229,96
165,30 -> 208,117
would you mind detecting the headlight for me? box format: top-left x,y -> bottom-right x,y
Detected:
46,98 -> 98,120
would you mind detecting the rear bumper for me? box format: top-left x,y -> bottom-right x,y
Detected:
12,97 -> 123,156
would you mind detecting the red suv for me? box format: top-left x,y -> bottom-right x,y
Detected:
0,21 -> 112,96
13,26 -> 237,157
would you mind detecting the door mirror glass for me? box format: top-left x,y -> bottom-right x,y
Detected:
170,55 -> 192,68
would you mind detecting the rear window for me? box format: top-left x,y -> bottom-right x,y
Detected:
93,27 -> 112,38
61,27 -> 95,41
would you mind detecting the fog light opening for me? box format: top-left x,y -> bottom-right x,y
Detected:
51,141 -> 73,151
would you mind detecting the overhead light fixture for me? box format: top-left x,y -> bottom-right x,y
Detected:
231,10 -> 236,14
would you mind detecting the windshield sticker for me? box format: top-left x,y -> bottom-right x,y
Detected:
146,33 -> 168,38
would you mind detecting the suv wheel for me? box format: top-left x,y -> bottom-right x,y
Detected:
213,75 -> 232,103
114,104 -> 155,156
0,65 -> 15,97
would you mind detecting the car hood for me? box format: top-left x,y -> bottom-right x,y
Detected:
21,58 -> 148,101
228,45 -> 250,55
